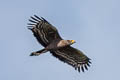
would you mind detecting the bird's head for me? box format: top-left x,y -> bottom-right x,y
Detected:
57,40 -> 76,48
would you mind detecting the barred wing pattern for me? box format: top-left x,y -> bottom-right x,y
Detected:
51,46 -> 91,72
28,15 -> 62,47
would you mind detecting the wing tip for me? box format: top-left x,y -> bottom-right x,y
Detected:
75,59 -> 91,73
27,15 -> 49,27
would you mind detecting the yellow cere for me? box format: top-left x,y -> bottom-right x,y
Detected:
71,40 -> 75,43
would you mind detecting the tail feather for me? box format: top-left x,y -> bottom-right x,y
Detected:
30,49 -> 48,56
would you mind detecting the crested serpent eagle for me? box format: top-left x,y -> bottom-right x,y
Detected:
27,15 -> 91,72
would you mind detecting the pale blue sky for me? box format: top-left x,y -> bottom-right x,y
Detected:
0,0 -> 120,80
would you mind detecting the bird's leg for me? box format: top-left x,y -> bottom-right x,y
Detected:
30,49 -> 48,56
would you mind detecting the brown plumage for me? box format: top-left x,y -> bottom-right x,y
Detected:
28,15 -> 91,72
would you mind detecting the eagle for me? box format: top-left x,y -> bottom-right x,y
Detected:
27,15 -> 91,72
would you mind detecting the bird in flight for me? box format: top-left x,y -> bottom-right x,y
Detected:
27,15 -> 91,72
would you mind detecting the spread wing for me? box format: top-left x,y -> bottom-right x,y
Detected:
50,46 -> 91,72
28,15 -> 62,47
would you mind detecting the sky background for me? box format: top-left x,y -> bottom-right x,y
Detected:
0,0 -> 120,80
